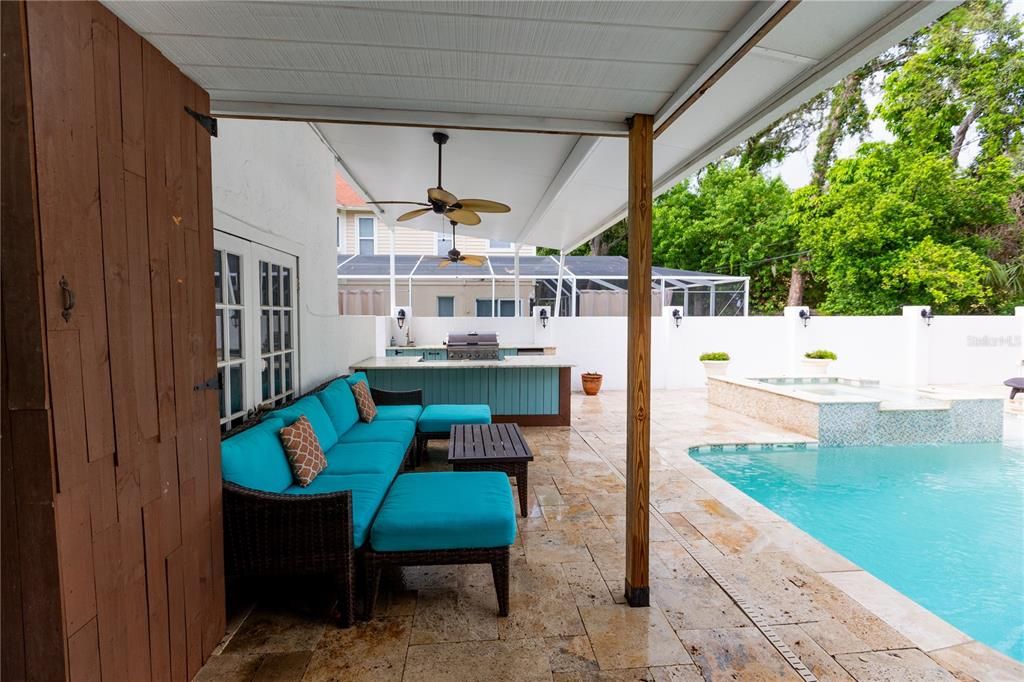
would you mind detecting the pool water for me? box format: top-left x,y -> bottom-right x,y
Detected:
692,442 -> 1024,661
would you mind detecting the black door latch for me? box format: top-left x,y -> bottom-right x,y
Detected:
194,375 -> 221,391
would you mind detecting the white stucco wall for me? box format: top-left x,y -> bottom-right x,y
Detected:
377,311 -> 1020,392
211,119 -> 345,391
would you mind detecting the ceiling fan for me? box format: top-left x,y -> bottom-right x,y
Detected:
439,219 -> 486,268
369,132 -> 510,226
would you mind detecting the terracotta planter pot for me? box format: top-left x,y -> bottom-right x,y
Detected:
581,373 -> 603,396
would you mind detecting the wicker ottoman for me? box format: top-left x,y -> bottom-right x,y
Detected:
363,471 -> 517,618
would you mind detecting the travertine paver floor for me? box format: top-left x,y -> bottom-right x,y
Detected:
198,389 -> 1024,682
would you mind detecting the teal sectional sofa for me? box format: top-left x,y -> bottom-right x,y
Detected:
220,375 -> 418,626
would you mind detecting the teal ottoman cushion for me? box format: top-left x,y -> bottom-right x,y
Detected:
265,395 -> 339,449
418,404 -> 492,434
339,419 -> 416,446
316,378 -> 360,435
323,441 -> 407,476
282,473 -> 391,548
375,404 -> 423,422
221,418 -> 293,493
370,472 -> 516,552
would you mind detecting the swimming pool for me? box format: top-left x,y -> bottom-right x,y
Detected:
691,442 -> 1024,661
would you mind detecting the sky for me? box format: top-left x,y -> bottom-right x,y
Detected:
766,0 -> 1022,188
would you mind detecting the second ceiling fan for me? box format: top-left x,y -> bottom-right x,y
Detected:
369,132 -> 511,226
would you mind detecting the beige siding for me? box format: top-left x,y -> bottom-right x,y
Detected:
338,208 -> 536,256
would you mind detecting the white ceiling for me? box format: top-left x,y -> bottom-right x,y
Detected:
104,0 -> 957,249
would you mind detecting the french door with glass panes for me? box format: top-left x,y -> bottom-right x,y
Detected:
214,231 -> 299,430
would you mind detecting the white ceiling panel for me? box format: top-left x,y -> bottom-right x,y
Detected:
101,0 -> 957,250
192,65 -> 670,114
107,1 -> 728,64
355,1 -> 755,32
153,36 -> 695,92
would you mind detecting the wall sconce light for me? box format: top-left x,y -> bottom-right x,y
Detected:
799,309 -> 811,328
396,308 -> 406,329
921,308 -> 934,327
672,308 -> 682,328
539,308 -> 549,328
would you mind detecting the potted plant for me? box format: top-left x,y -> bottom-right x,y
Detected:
581,371 -> 603,396
802,349 -> 837,376
699,352 -> 730,378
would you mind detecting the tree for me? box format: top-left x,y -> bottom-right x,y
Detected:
651,164 -> 796,311
795,143 -> 1015,313
878,0 -> 1024,167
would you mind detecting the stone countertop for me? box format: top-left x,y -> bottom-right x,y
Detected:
385,344 -> 555,351
352,355 -> 573,369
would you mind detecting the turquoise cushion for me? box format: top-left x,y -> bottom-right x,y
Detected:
339,419 -> 416,446
375,404 -> 423,422
282,473 -> 391,548
418,404 -> 492,434
266,395 -> 338,449
220,418 -> 293,493
316,378 -> 360,435
323,441 -> 407,476
345,372 -> 369,387
370,472 -> 516,552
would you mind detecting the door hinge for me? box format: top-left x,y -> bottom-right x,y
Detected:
184,106 -> 218,137
194,375 -> 221,392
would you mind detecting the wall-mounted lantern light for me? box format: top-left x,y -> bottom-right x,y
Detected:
539,308 -> 549,328
921,308 -> 934,327
799,309 -> 811,327
396,308 -> 406,329
672,308 -> 682,328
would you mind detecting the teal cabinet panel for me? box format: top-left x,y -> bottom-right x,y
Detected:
364,367 -> 560,415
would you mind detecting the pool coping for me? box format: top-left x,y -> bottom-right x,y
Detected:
681,439 -> 1023,675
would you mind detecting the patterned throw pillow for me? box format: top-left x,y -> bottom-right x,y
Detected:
279,415 -> 326,486
350,380 -> 377,423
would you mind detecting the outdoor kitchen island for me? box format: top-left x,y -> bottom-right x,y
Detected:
351,355 -> 573,426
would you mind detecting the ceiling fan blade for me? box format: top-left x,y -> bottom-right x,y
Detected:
455,199 -> 510,213
461,255 -> 487,267
438,259 -> 451,268
397,207 -> 432,222
445,208 -> 481,225
428,187 -> 457,206
369,201 -> 430,206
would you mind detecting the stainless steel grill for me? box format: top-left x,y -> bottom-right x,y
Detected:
446,332 -> 500,361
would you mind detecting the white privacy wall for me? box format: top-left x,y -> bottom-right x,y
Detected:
212,119 -> 345,392
377,307 -> 1024,391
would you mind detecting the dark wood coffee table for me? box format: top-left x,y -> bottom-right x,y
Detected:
449,423 -> 534,517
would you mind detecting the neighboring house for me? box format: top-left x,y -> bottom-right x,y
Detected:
336,172 -> 537,317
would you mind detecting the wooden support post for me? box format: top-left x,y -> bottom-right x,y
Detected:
625,113 -> 652,607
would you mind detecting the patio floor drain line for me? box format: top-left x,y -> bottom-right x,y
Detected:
579,432 -> 819,682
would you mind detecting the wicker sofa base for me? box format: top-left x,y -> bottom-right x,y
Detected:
363,545 -> 510,619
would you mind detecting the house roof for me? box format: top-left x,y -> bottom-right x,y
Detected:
335,171 -> 366,207
107,1 -> 954,250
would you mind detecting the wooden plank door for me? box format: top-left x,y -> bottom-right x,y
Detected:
13,2 -> 225,679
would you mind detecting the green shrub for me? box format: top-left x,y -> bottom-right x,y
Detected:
699,352 -> 730,362
804,349 -> 837,360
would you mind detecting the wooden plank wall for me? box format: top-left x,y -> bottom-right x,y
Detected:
2,2 -> 224,679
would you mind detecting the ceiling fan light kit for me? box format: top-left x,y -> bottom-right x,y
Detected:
368,131 -> 510,228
